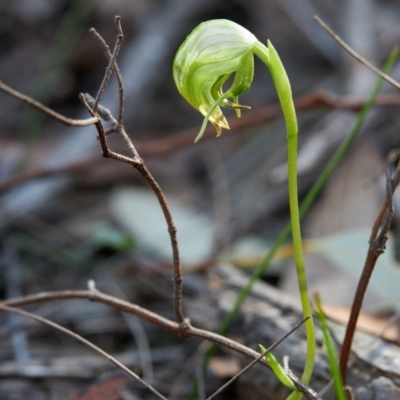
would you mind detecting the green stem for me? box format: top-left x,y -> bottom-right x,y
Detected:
254,41 -> 315,397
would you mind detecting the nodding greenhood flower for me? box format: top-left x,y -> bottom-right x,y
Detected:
173,19 -> 258,142
173,19 -> 295,143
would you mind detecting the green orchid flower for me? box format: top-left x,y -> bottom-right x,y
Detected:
173,19 -> 257,142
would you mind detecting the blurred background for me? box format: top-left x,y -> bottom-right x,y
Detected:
1,0 -> 400,399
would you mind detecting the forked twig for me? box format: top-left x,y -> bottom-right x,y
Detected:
81,18 -> 186,326
90,17 -> 125,124
314,16 -> 400,91
0,16 -> 186,327
91,16 -> 124,113
83,93 -> 140,160
0,303 -> 168,400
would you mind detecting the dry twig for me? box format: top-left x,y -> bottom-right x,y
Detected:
91,16 -> 124,113
314,16 -> 400,91
89,17 -> 125,124
80,17 -> 186,326
0,289 -> 270,368
339,156 -> 400,381
0,80 -> 98,127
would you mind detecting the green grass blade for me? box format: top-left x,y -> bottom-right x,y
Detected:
314,294 -> 346,400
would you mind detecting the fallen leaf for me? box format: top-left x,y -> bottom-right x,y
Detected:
320,303 -> 400,343
209,356 -> 241,378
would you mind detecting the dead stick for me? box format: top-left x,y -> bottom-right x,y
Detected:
339,160 -> 400,381
0,289 -> 269,367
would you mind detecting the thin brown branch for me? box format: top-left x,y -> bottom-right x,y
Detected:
2,80 -> 186,326
314,16 -> 400,91
81,89 -> 185,324
89,18 -> 125,124
82,110 -> 185,323
81,19 -> 187,325
1,21 -> 183,323
79,93 -> 110,158
115,17 -> 125,125
90,16 -> 124,112
107,150 -> 139,165
0,80 -> 98,127
339,158 -> 400,382
0,303 -> 168,400
134,162 -> 185,325
0,289 -> 269,368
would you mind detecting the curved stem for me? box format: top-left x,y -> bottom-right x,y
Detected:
254,41 -> 315,397
135,163 -> 185,325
